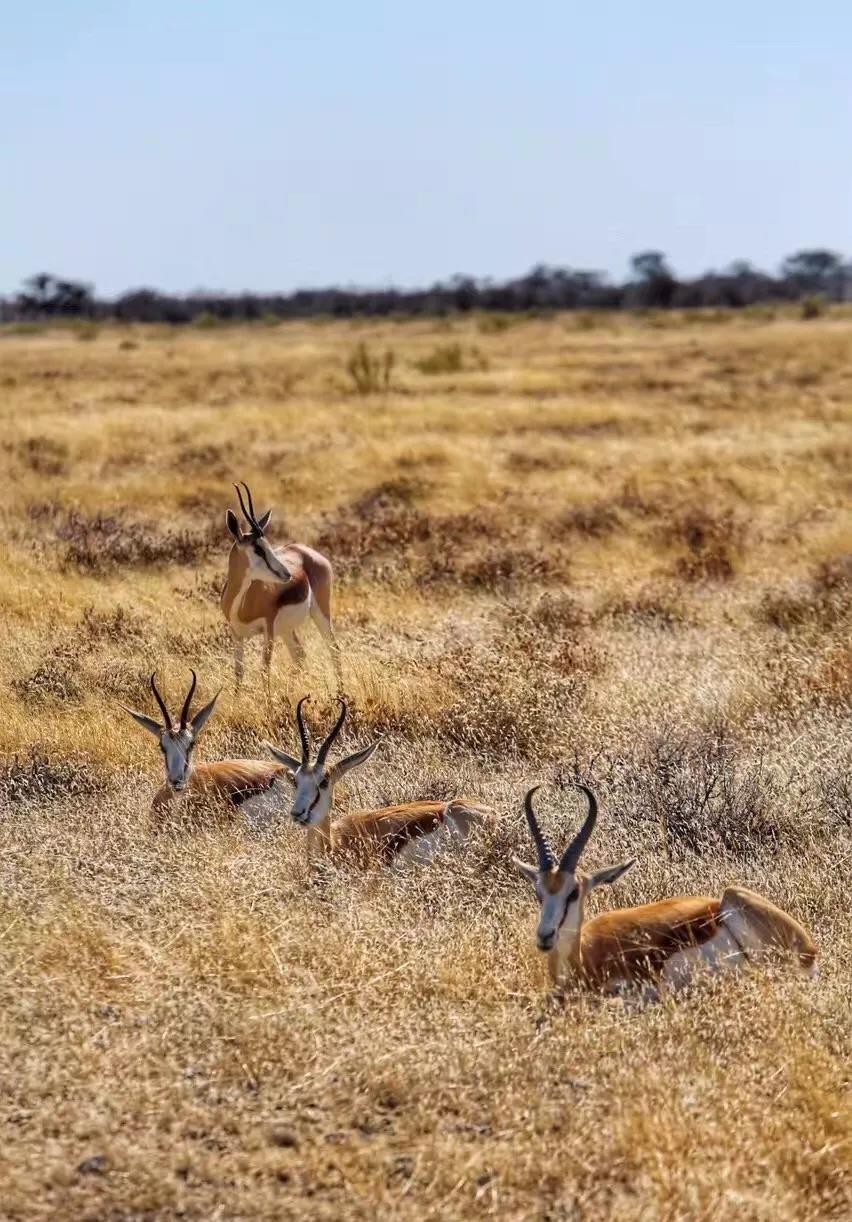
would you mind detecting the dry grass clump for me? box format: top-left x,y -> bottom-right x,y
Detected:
664,507 -> 747,582
0,314 -> 850,1218
25,501 -> 220,572
760,555 -> 852,633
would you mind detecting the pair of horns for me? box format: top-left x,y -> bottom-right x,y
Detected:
233,481 -> 263,534
150,670 -> 197,731
295,695 -> 348,767
523,783 -> 598,873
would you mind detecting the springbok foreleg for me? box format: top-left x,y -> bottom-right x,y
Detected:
233,639 -> 245,691
262,634 -> 275,704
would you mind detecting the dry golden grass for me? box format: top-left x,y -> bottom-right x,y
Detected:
0,312 -> 850,1220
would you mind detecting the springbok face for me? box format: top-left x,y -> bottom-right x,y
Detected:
225,481 -> 292,585
513,784 -> 634,953
264,697 -> 380,828
124,671 -> 220,791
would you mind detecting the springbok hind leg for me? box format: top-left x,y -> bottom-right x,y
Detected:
310,604 -> 342,686
234,640 -> 245,691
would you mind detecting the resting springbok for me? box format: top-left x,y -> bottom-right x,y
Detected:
124,671 -> 289,825
264,697 -> 496,864
221,482 -> 339,691
514,783 -> 817,999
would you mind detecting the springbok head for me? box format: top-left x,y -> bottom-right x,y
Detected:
225,481 -> 293,584
124,671 -> 220,790
513,783 -> 634,952
264,697 -> 380,828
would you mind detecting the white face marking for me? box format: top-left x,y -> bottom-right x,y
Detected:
160,730 -> 194,789
534,873 -> 581,952
289,765 -> 334,827
243,537 -> 292,585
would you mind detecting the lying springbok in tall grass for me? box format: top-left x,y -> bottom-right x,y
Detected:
264,697 -> 496,864
124,671 -> 289,825
221,482 -> 339,691
514,783 -> 817,999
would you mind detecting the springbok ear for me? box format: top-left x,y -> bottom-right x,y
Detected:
587,859 -> 635,892
225,509 -> 241,540
262,740 -> 301,774
190,691 -> 220,736
328,739 -> 381,782
123,707 -> 163,738
512,856 -> 539,885
256,508 -> 272,532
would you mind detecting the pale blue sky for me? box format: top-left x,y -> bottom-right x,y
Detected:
3,2 -> 850,296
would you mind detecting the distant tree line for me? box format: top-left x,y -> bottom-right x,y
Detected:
2,250 -> 850,324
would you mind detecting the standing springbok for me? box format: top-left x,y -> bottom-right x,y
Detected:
514,783 -> 817,999
264,697 -> 496,864
124,671 -> 289,825
221,482 -> 339,691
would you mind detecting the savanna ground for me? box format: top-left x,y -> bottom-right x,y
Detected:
0,309 -> 850,1220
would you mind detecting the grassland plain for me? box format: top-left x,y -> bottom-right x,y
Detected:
0,311 -> 850,1221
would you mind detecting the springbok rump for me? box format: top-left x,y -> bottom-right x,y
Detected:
514,783 -> 817,1000
221,482 -> 340,691
264,696 -> 497,866
124,670 -> 289,827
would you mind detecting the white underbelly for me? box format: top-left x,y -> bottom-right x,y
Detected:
273,594 -> 311,637
661,928 -> 745,991
239,784 -> 285,831
393,813 -> 473,867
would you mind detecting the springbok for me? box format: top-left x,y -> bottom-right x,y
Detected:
124,671 -> 289,825
221,482 -> 339,691
264,697 -> 496,864
514,783 -> 817,999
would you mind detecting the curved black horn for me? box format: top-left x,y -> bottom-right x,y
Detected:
523,786 -> 555,871
180,669 -> 198,730
242,481 -> 264,532
316,699 -> 348,767
558,783 -> 599,874
295,695 -> 311,765
233,482 -> 259,532
150,672 -> 172,729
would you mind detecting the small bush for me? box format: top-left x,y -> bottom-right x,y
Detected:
800,296 -> 826,320
477,314 -> 512,334
12,654 -> 81,707
28,502 -> 220,573
2,322 -> 45,337
604,588 -> 690,631
436,639 -> 586,760
558,502 -> 621,538
414,343 -> 465,375
665,508 -> 746,582
346,343 -> 395,394
624,726 -> 782,858
193,312 -> 221,329
743,304 -> 776,323
0,750 -> 104,805
71,321 -> 100,342
16,436 -> 69,476
760,556 -> 851,633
